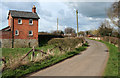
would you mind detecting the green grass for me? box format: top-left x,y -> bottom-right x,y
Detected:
89,38 -> 119,76
118,52 -> 120,77
2,44 -> 88,78
2,45 -> 57,61
99,40 -> 118,76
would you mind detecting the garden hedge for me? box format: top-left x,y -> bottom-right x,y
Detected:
48,37 -> 86,50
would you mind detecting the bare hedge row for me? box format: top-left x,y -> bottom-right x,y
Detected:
101,36 -> 118,45
101,36 -> 120,50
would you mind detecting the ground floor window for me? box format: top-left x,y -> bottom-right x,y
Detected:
15,30 -> 19,35
29,31 -> 33,36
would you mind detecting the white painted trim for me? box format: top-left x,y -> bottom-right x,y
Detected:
18,19 -> 22,24
29,31 -> 33,36
29,19 -> 33,25
15,30 -> 19,36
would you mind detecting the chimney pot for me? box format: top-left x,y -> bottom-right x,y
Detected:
33,5 -> 35,8
32,5 -> 36,13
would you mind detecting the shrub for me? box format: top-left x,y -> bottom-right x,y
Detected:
102,36 -> 118,46
48,37 -> 85,50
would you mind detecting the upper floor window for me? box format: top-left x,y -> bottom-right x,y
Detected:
29,31 -> 33,36
15,30 -> 19,36
29,19 -> 33,25
18,19 -> 22,24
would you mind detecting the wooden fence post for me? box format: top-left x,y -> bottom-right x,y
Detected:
0,57 -> 6,71
33,46 -> 35,61
35,53 -> 40,62
47,49 -> 50,55
31,46 -> 35,62
41,50 -> 44,57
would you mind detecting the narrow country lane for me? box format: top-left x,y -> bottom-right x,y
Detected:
28,39 -> 109,76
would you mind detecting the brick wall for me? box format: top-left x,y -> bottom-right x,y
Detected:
0,31 -> 12,39
13,18 -> 38,39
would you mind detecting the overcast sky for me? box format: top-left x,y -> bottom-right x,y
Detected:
0,1 -> 114,32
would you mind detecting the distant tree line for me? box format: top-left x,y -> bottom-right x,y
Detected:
50,27 -> 76,35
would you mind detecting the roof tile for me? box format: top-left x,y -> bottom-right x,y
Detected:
9,10 -> 40,19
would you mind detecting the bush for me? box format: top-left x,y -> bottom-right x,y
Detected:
48,37 -> 85,50
102,36 -> 118,46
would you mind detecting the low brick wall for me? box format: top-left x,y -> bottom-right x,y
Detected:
14,39 -> 38,48
0,39 -> 38,48
0,39 -> 12,48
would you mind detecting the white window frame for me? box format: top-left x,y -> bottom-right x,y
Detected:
29,19 -> 33,25
18,19 -> 22,24
15,30 -> 19,36
29,31 -> 33,36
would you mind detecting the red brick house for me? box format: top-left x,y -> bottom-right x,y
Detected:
0,5 -> 40,48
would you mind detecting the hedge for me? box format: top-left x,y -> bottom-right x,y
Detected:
48,37 -> 86,51
101,36 -> 118,46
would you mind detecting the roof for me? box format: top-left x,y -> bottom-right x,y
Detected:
1,26 -> 11,31
8,10 -> 40,19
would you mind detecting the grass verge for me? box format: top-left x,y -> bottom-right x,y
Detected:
99,40 -> 118,76
2,43 -> 88,78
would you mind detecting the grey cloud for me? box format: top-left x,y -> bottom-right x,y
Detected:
2,2 -> 52,17
2,2 -> 35,11
36,4 -> 52,17
58,9 -> 65,15
56,2 -> 111,31
66,2 -> 113,18
41,16 -> 56,23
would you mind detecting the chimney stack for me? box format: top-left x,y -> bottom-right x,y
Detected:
32,5 -> 36,13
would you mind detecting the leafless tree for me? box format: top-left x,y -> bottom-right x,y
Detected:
52,30 -> 64,35
98,20 -> 113,36
107,1 -> 120,27
64,27 -> 76,34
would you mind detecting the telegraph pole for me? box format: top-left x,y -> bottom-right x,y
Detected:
57,17 -> 58,32
76,10 -> 79,37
